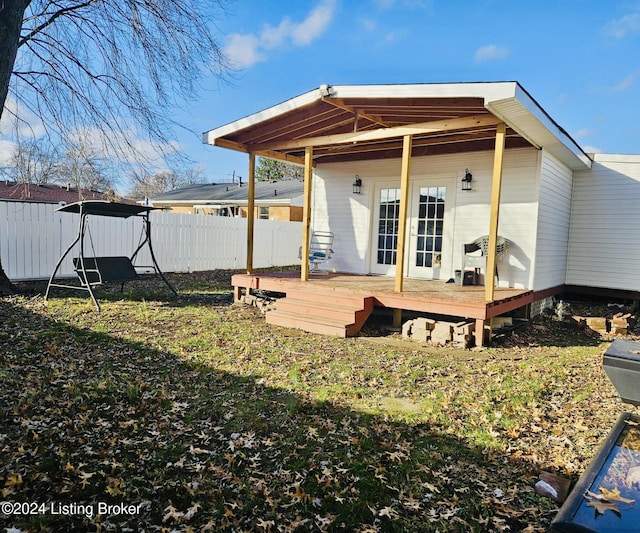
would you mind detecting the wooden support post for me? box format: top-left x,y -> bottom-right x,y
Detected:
234,285 -> 243,302
393,308 -> 403,329
394,134 -> 413,293
301,146 -> 313,281
475,318 -> 486,347
485,123 -> 506,303
246,153 -> 256,274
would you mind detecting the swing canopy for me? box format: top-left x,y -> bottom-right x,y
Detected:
56,200 -> 154,218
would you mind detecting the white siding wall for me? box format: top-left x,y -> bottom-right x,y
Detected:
531,151 -> 574,291
312,147 -> 540,289
567,154 -> 640,291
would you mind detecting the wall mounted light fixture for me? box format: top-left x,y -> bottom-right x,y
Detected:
353,175 -> 362,194
462,168 -> 473,191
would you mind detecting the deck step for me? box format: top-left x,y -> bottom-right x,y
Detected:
275,298 -> 362,323
284,287 -> 367,308
266,292 -> 374,337
266,310 -> 355,337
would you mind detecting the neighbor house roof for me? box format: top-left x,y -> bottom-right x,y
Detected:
203,81 -> 591,171
0,181 -> 133,204
150,180 -> 305,207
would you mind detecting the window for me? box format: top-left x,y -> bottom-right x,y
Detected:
258,207 -> 270,219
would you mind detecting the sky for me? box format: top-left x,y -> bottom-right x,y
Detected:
1,1 -> 639,190
180,0 -> 640,184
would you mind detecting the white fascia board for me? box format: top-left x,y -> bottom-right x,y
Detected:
196,199 -> 292,207
329,81 -> 519,101
591,153 -> 640,163
485,85 -> 591,170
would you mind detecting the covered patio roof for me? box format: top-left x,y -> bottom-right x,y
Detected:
203,82 -> 591,171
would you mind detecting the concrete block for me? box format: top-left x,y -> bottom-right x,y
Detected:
402,320 -> 413,339
414,317 -> 436,330
454,321 -> 475,335
586,317 -> 609,333
431,322 -> 453,345
411,327 -> 431,343
491,316 -> 513,329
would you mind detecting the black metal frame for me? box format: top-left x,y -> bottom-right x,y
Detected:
45,201 -> 177,310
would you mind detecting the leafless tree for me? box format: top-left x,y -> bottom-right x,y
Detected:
128,167 -> 206,200
0,1 -> 229,294
6,137 -> 59,184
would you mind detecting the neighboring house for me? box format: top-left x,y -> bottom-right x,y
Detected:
0,181 -> 130,204
149,180 -> 304,221
203,82 -> 640,343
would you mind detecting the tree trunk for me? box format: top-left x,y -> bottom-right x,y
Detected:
0,2 -> 31,295
0,260 -> 16,296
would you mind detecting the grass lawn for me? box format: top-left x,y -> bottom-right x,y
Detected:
0,270 -> 635,532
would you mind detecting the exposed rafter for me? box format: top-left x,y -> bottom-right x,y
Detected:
249,115 -> 500,152
322,96 -> 389,127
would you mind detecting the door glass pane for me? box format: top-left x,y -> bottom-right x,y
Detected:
377,188 -> 400,265
414,186 -> 446,270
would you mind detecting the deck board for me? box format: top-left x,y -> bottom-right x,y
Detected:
233,272 -> 533,320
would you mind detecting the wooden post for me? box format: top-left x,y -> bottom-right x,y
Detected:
246,153 -> 256,274
301,146 -> 313,281
394,134 -> 412,294
485,123 -> 506,303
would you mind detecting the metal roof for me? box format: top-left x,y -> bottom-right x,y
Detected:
150,180 -> 304,205
204,82 -> 591,171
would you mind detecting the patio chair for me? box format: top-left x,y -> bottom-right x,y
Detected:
462,235 -> 509,284
306,231 -> 334,274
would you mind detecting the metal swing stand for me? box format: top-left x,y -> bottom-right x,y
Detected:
45,201 -> 177,311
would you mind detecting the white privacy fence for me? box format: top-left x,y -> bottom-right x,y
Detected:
0,201 -> 302,281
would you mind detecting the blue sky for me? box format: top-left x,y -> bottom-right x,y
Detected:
183,0 -> 640,184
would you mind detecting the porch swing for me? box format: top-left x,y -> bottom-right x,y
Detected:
45,200 -> 177,310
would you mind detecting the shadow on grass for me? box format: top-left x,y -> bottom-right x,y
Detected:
0,294 -> 567,532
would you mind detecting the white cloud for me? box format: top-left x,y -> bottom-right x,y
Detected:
581,145 -> 602,154
0,97 -> 46,140
604,12 -> 640,38
0,139 -> 15,166
291,0 -> 336,45
224,0 -> 337,69
224,34 -> 266,69
473,44 -> 509,64
573,128 -> 594,139
610,72 -> 636,92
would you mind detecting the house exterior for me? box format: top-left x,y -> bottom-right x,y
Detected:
0,181 -> 130,204
203,82 -> 640,343
149,180 -> 304,221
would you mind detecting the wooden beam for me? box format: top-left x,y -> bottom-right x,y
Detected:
214,138 -> 307,166
394,134 -> 413,293
246,153 -> 256,274
301,146 -> 313,281
485,123 -> 506,302
256,150 -> 307,167
252,115 -> 499,152
322,97 -> 389,127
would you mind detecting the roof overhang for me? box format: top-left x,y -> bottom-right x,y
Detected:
203,82 -> 591,171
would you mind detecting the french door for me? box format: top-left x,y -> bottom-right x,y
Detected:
371,180 -> 451,279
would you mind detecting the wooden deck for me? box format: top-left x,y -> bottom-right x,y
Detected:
233,272 -> 535,345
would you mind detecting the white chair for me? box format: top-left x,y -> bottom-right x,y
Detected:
307,231 -> 334,273
462,235 -> 509,284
